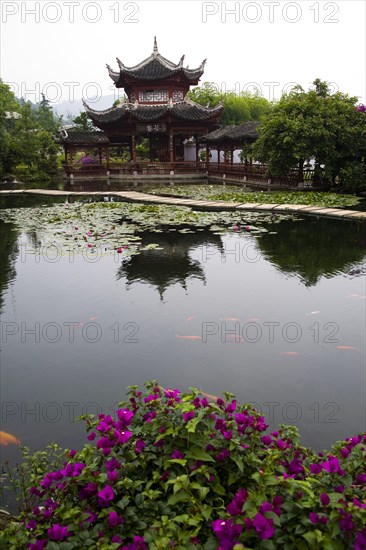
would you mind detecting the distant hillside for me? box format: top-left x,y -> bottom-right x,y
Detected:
53,95 -> 117,121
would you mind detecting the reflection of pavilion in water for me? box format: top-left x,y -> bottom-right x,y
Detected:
117,230 -> 223,299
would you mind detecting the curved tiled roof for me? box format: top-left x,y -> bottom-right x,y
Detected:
107,37 -> 205,84
200,122 -> 260,142
83,99 -> 224,125
57,129 -> 109,144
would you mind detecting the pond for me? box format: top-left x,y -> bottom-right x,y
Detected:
0,193 -> 365,475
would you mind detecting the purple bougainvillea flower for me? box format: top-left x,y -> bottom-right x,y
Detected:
96,421 -> 111,434
340,513 -> 355,531
171,449 -> 185,459
212,518 -> 242,548
29,541 -> 47,550
135,439 -> 146,453
26,520 -> 37,530
227,488 -> 248,516
106,457 -> 121,471
234,413 -> 247,425
117,409 -> 134,425
355,474 -> 366,484
288,458 -> 305,476
334,485 -> 345,493
225,400 -> 237,413
108,511 -> 124,528
259,502 -> 273,514
215,419 -> 226,430
144,393 -> 159,403
320,492 -> 330,506
216,449 -> 230,462
160,470 -> 170,482
222,430 -> 233,440
310,512 -> 322,524
340,447 -> 349,458
107,469 -> 118,483
47,524 -> 70,541
165,389 -> 180,399
183,411 -> 195,422
97,485 -> 115,508
143,411 -> 156,423
69,450 -> 76,458
355,528 -> 366,550
87,431 -> 96,441
78,482 -> 98,500
322,456 -> 340,473
261,435 -> 272,446
272,495 -> 283,516
309,463 -> 322,474
115,430 -> 132,444
72,463 -> 85,477
29,486 -> 41,497
122,535 -> 148,549
253,513 -> 275,539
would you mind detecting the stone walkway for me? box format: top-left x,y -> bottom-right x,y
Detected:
1,188 -> 365,221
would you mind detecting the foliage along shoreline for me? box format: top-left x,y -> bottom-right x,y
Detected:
1,382 -> 365,549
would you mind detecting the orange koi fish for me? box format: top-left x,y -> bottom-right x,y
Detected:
0,431 -> 20,446
200,390 -> 219,402
186,316 -> 195,321
222,318 -> 241,322
336,346 -> 360,351
280,352 -> 299,356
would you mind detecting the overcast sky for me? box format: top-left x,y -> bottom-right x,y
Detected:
1,0 -> 365,108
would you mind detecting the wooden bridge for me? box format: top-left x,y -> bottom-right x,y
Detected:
1,189 -> 365,221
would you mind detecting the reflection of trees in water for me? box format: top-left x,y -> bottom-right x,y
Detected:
0,221 -> 18,312
117,230 -> 223,299
257,217 -> 366,286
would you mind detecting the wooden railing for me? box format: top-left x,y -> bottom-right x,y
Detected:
207,163 -> 316,187
64,161 -> 207,176
63,161 -> 318,187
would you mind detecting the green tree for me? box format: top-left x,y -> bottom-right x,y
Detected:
37,94 -> 62,134
72,111 -> 95,131
0,80 -> 21,176
188,83 -> 271,124
253,79 -> 366,183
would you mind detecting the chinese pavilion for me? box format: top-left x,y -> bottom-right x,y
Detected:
83,38 -> 223,163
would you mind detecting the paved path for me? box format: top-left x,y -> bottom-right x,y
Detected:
1,188 -> 365,221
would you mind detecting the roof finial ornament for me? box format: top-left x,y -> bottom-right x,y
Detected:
153,36 -> 158,56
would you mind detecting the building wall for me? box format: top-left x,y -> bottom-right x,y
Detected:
184,143 -> 242,163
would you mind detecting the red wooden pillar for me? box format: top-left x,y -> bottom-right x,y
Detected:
217,148 -> 220,165
169,128 -> 174,163
106,146 -> 110,169
131,131 -> 136,163
195,137 -> 200,162
230,150 -> 234,165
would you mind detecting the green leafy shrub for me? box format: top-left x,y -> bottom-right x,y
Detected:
1,382 -> 365,549
339,163 -> 366,193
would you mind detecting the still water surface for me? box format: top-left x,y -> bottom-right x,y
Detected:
0,196 -> 365,470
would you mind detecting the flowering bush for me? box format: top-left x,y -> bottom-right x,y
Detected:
1,381 -> 365,549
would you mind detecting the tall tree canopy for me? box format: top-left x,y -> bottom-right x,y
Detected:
0,80 -> 61,180
253,79 -> 366,185
188,83 -> 271,124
